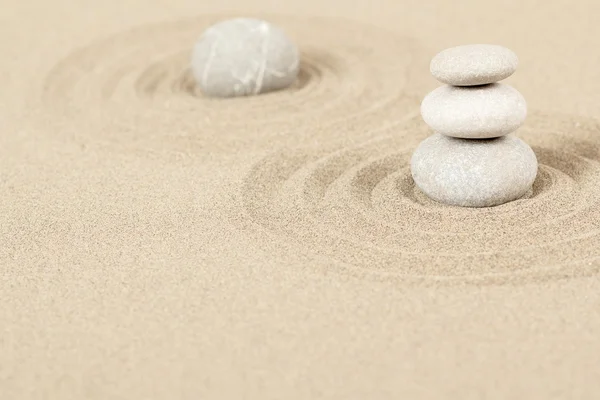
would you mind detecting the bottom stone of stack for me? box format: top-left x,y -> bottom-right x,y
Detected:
410,133 -> 538,208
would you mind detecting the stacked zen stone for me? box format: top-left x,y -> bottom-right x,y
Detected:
411,44 -> 538,207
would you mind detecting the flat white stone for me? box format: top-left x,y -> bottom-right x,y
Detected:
191,18 -> 300,98
430,44 -> 518,86
410,134 -> 538,207
420,83 -> 527,139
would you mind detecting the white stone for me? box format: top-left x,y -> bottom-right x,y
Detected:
430,44 -> 518,86
420,83 -> 527,139
410,134 -> 538,207
191,18 -> 300,98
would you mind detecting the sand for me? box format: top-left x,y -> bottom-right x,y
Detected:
2,0 -> 600,398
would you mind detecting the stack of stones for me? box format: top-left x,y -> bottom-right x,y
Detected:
411,44 -> 538,207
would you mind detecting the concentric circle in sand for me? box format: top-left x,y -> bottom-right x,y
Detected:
238,112 -> 600,285
41,15 -> 427,154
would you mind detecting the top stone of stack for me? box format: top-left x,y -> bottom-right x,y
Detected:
430,44 -> 518,86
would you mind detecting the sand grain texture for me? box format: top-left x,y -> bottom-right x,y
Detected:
2,0 -> 600,399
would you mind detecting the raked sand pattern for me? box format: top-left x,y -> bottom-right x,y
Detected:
238,112 -> 600,285
4,3 -> 600,399
40,15 -> 600,285
28,15 -> 600,285
41,15 -> 427,155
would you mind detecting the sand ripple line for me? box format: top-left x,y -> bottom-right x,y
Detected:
40,15 -> 428,154
237,112 -> 600,285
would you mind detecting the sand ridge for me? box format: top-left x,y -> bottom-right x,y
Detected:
235,111 -> 600,285
40,14 -> 429,156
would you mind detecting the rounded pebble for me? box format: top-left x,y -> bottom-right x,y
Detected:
410,133 -> 538,207
191,18 -> 300,98
430,44 -> 518,86
420,83 -> 527,139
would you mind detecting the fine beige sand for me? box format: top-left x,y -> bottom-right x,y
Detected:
2,0 -> 600,398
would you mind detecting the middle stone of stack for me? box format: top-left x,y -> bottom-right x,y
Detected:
411,44 -> 538,208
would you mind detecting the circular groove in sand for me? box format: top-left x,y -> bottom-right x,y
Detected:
40,15 -> 428,154
237,112 -> 600,285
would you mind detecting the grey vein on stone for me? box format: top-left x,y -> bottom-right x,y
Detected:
191,18 -> 300,98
